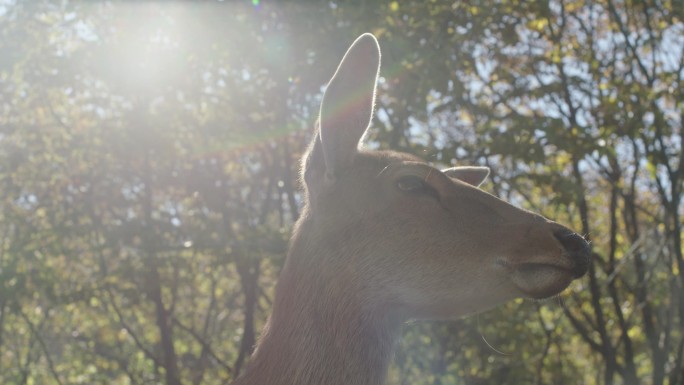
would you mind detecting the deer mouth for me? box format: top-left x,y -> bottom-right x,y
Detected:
500,229 -> 590,299
518,261 -> 587,279
508,263 -> 581,299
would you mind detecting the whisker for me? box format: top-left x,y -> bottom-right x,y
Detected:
424,168 -> 433,182
477,313 -> 511,356
376,164 -> 392,178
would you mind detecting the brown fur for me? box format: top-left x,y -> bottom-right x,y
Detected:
231,34 -> 589,385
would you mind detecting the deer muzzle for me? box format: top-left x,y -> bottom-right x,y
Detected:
553,229 -> 591,278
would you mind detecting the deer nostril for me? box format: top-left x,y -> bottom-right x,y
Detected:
554,229 -> 588,253
553,229 -> 591,277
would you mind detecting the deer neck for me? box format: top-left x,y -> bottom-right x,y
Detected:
234,220 -> 403,385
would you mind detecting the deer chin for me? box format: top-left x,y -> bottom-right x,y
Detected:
509,263 -> 577,299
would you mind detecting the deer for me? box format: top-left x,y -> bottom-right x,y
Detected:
231,33 -> 590,385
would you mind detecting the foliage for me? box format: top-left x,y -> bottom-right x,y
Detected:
0,1 -> 682,384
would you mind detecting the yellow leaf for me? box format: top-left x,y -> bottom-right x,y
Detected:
529,18 -> 548,31
627,326 -> 643,339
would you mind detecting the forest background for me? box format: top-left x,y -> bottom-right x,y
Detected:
1,1 -> 683,384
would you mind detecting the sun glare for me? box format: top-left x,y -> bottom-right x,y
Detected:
99,4 -> 192,97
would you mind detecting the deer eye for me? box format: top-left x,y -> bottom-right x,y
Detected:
396,175 -> 441,200
396,175 -> 426,192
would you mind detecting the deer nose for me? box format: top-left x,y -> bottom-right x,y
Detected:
553,229 -> 591,278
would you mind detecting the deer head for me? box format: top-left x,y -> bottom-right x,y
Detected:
233,33 -> 590,385
294,33 -> 589,320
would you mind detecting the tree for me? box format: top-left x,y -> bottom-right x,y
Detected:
0,1 -> 681,384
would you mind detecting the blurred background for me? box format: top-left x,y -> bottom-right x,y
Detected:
0,1 -> 682,384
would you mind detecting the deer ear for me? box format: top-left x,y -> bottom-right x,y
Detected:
443,166 -> 490,187
318,33 -> 380,179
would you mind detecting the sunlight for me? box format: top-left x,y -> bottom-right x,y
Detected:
99,4 -> 192,97
3,2 -> 683,385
